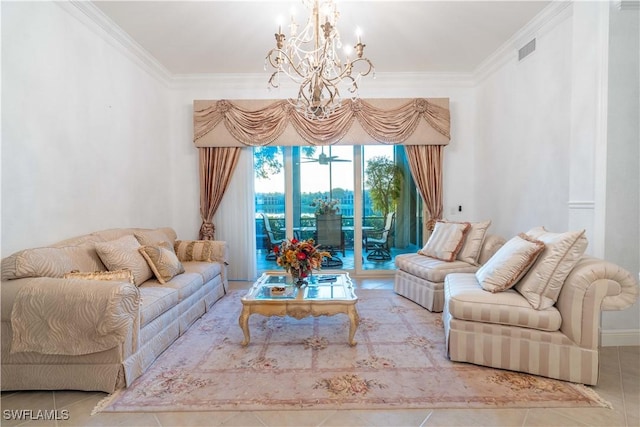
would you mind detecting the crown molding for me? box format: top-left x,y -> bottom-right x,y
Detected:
59,1 -> 172,86
473,1 -> 572,85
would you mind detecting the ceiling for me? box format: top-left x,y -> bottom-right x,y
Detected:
93,1 -> 551,76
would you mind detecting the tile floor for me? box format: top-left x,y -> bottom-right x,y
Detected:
1,278 -> 638,427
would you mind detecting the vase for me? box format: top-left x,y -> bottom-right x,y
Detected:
290,269 -> 309,287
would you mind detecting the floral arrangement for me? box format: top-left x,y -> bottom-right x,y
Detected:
274,238 -> 330,282
311,198 -> 340,215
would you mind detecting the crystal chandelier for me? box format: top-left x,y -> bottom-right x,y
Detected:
265,0 -> 374,120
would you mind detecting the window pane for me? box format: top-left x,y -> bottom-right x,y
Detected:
297,146 -> 354,268
254,147 -> 285,268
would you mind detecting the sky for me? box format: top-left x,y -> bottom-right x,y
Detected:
254,145 -> 393,194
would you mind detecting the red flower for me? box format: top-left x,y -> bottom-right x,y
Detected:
273,245 -> 280,253
297,252 -> 307,260
291,238 -> 299,244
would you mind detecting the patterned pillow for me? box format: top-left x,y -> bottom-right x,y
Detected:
135,229 -> 176,251
63,269 -> 135,284
174,240 -> 217,262
515,227 -> 588,310
95,235 -> 153,286
476,233 -> 545,293
138,242 -> 185,284
456,220 -> 491,265
418,221 -> 471,262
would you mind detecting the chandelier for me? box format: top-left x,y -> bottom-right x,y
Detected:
265,0 -> 374,120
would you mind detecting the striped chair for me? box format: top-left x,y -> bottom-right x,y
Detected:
443,257 -> 638,385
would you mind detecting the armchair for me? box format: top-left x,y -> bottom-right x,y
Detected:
364,212 -> 395,261
260,213 -> 284,260
316,214 -> 344,267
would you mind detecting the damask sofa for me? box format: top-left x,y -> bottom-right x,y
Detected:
441,226 -> 638,385
1,227 -> 227,393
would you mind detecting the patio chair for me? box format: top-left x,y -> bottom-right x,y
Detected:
364,212 -> 395,261
260,213 -> 284,260
315,214 -> 345,267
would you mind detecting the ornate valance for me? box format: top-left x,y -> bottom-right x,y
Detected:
193,98 -> 450,147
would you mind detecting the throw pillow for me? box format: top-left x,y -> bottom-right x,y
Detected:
456,220 -> 492,265
95,235 -> 153,286
174,240 -> 217,263
418,221 -> 471,262
515,227 -> 588,310
476,233 -> 545,293
63,269 -> 135,284
138,242 -> 185,284
134,229 -> 176,251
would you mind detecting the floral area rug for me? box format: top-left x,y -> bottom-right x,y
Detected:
97,289 -> 609,412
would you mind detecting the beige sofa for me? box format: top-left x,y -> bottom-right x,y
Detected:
442,228 -> 638,385
1,227 -> 227,393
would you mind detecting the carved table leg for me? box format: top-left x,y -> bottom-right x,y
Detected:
239,307 -> 251,346
347,306 -> 360,346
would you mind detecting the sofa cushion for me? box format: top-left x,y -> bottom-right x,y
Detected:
95,235 -> 153,286
456,220 -> 491,265
476,233 -> 545,293
1,244 -> 105,281
183,261 -> 222,284
63,269 -> 135,284
516,227 -> 588,310
138,242 -> 185,284
445,273 -> 562,332
418,221 -> 471,262
395,253 -> 479,283
147,272 -> 204,302
138,286 -> 180,327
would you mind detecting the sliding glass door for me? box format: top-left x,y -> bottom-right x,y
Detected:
254,145 -> 422,275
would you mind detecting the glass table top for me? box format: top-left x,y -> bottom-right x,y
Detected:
244,273 -> 354,301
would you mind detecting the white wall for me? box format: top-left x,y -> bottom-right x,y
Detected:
474,8 -> 573,239
1,2 -> 172,255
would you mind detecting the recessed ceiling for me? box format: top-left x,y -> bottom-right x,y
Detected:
93,1 -> 550,75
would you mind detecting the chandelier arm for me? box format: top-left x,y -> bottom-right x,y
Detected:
265,0 -> 374,120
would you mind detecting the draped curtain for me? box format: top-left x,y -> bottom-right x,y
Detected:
194,98 -> 449,248
194,98 -> 450,147
198,147 -> 241,240
405,145 -> 444,242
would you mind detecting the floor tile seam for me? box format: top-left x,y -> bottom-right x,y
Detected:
616,346 -> 630,427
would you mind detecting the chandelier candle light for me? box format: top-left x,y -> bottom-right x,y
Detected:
265,0 -> 375,119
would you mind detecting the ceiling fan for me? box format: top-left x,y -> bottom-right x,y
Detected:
301,147 -> 351,165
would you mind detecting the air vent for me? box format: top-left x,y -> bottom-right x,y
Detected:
518,38 -> 536,61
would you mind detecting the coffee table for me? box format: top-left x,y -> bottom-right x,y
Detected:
239,272 -> 359,346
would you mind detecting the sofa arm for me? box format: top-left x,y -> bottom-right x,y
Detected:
556,257 -> 638,349
2,277 -> 140,356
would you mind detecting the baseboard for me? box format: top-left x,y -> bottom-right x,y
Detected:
601,329 -> 640,347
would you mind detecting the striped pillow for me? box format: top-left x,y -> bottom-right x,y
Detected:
476,233 -> 545,293
419,221 -> 471,262
174,240 -> 216,262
